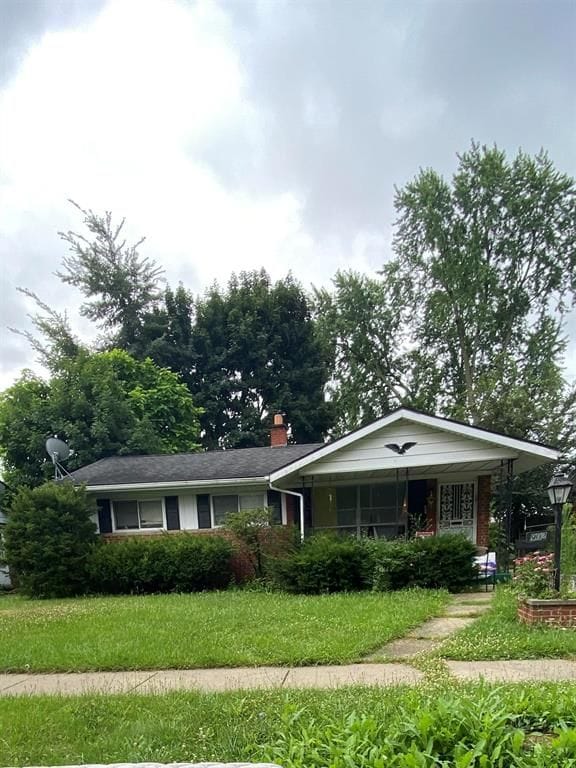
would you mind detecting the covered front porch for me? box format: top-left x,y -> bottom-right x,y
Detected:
269,409 -> 560,549
307,474 -> 490,544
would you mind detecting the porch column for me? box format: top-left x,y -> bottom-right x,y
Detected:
476,475 -> 491,547
426,479 -> 437,532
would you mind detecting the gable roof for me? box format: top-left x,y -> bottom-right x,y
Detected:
70,443 -> 322,489
268,407 -> 561,482
70,407 -> 561,491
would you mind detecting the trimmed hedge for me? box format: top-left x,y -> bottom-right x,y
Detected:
370,534 -> 478,592
88,534 -> 234,594
270,533 -> 477,594
270,534 -> 370,594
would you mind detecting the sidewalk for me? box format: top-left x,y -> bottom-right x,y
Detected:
2,659 -> 576,696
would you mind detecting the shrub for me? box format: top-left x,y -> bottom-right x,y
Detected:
371,534 -> 478,592
270,534 -> 370,594
2,482 -> 97,598
224,507 -> 294,579
513,551 -> 555,598
87,533 -> 234,594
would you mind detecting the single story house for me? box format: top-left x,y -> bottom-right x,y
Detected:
69,408 -> 561,548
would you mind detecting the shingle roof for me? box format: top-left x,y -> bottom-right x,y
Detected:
69,443 -> 323,487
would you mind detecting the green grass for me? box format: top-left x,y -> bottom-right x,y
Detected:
0,588 -> 448,672
1,683 -> 575,766
440,588 -> 576,660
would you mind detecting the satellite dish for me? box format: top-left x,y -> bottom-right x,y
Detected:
45,437 -> 72,480
46,437 -> 71,462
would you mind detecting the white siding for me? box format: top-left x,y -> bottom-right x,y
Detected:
303,419 -> 518,476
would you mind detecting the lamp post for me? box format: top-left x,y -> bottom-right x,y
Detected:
547,471 -> 573,592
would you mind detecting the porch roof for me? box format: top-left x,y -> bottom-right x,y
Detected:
269,408 -> 561,485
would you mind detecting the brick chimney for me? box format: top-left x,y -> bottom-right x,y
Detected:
270,413 -> 288,447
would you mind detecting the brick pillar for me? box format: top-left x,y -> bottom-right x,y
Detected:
477,475 -> 491,547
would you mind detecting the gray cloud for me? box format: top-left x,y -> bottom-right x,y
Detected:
0,0 -> 106,86
0,0 -> 574,388
201,0 -> 575,239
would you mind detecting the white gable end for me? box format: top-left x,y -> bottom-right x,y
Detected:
269,409 -> 560,483
302,418 -> 517,476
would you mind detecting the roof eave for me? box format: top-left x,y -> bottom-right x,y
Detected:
84,476 -> 270,493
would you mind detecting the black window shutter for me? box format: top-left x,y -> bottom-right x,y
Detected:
165,496 -> 180,530
96,498 -> 112,534
197,494 -> 211,528
267,489 -> 282,525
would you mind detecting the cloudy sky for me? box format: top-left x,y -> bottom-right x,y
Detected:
1,0 -> 575,391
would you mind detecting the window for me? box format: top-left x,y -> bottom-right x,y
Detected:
334,483 -> 404,538
114,499 -> 164,530
212,493 -> 266,526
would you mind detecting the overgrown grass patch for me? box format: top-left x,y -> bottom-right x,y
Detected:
1,683 -> 575,766
440,588 -> 576,660
0,589 -> 448,672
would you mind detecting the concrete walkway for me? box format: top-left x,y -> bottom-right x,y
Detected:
366,590 -> 493,660
3,658 -> 576,696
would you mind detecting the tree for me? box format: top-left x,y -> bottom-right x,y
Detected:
2,482 -> 97,598
192,270 -> 333,448
56,200 -> 164,348
9,288 -> 84,371
130,284 -> 195,388
320,145 -> 575,447
0,350 -> 202,488
314,269 -> 436,435
391,143 -> 575,433
389,143 -> 576,525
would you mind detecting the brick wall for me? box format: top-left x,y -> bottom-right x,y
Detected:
518,598 -> 576,627
476,475 -> 491,548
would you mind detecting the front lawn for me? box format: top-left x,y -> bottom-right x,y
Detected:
0,588 -> 448,672
440,588 -> 576,660
1,683 -> 575,766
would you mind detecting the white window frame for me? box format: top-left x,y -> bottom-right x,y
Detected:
210,492 -> 267,528
437,481 -> 477,543
112,498 -> 166,532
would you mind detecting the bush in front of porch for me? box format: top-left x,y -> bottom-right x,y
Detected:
270,533 -> 477,594
370,534 -> 478,592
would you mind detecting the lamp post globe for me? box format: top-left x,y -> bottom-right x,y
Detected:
547,471 -> 573,592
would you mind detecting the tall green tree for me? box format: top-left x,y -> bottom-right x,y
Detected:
131,284 -> 195,388
314,269 -> 434,435
319,144 -> 575,451
57,201 -> 164,348
192,270 -> 333,448
391,142 -> 575,435
0,350 -> 202,488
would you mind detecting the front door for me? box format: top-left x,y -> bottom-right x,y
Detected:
437,482 -> 476,542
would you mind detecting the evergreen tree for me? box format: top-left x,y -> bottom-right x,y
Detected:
192,270 -> 333,448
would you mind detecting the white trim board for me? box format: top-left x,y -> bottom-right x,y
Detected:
85,476 -> 269,493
